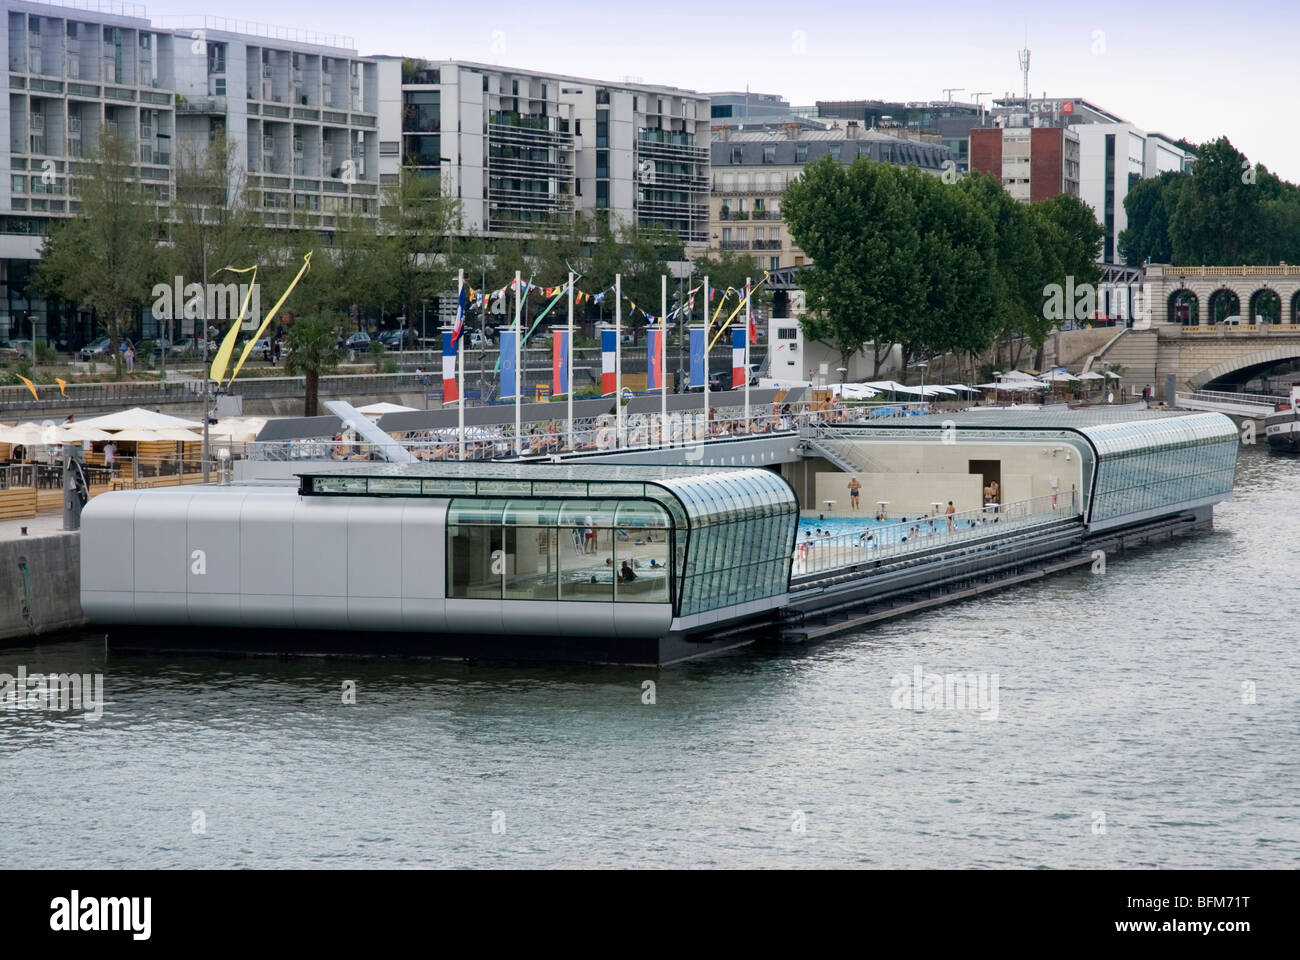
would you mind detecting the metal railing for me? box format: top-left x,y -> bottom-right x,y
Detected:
244,399 -> 934,463
792,490 -> 1082,577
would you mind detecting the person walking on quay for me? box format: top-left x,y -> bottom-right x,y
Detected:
945,500 -> 956,532
847,476 -> 862,510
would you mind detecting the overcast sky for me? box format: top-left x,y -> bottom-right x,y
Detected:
147,0 -> 1300,181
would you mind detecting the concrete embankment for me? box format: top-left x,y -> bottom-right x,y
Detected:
0,515 -> 86,644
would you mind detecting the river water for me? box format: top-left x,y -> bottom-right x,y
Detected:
1,445 -> 1295,868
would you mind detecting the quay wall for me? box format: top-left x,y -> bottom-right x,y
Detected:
0,531 -> 86,644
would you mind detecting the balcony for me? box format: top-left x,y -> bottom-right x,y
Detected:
751,209 -> 780,220
718,208 -> 748,220
29,115 -> 44,133
720,240 -> 751,251
175,96 -> 226,114
752,239 -> 782,250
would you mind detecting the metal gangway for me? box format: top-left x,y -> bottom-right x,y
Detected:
1176,389 -> 1280,419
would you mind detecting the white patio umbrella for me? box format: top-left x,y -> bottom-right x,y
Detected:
829,383 -> 881,399
209,417 -> 267,442
943,384 -> 982,393
56,424 -> 115,442
1041,369 -> 1080,382
76,407 -> 203,430
1104,371 -> 1122,379
1077,371 -> 1106,381
0,422 -> 59,445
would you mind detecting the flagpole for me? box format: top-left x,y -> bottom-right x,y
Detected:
514,269 -> 522,457
744,274 -> 752,433
703,274 -> 710,439
660,273 -> 667,447
567,270 -> 574,453
615,272 -> 623,448
457,268 -> 465,461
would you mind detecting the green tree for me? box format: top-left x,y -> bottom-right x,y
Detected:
33,127 -> 163,376
1169,137 -> 1261,265
956,171 -> 1048,369
904,168 -> 998,377
284,311 -> 343,416
1118,171 -> 1183,266
782,155 -> 924,375
377,167 -> 462,330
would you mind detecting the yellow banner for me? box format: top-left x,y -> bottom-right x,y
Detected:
208,265 -> 259,385
226,252 -> 313,385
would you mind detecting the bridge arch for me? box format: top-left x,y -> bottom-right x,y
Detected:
1188,346 -> 1300,390
1249,288 -> 1281,324
1167,288 -> 1199,325
1207,288 -> 1241,324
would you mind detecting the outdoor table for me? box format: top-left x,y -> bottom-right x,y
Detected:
823,499 -> 836,513
876,501 -> 889,518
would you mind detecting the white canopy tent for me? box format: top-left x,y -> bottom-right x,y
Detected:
105,427 -> 203,443
76,407 -> 203,431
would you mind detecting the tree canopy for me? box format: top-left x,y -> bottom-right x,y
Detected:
1119,136 -> 1300,267
782,158 -> 1104,374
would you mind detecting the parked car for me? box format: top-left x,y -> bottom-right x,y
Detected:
468,330 -> 493,348
79,337 -> 134,361
169,337 -> 217,357
0,343 -> 26,361
340,331 -> 371,351
378,328 -> 418,350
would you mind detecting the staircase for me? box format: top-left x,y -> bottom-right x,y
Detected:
1087,329 -> 1158,393
805,434 -> 890,475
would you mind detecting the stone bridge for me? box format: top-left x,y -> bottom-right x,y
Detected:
1089,264 -> 1300,390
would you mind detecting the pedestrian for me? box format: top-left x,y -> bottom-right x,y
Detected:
847,476 -> 862,510
103,441 -> 116,468
273,338 -> 282,364
946,500 -> 956,532
125,345 -> 135,372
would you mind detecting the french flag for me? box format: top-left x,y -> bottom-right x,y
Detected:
732,326 -> 746,389
601,328 -> 617,395
442,331 -> 458,403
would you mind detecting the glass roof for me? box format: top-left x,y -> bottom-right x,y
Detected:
298,461 -> 798,526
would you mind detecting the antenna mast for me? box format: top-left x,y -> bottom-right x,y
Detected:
1018,47 -> 1030,103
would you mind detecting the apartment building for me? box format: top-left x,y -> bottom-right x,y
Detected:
969,125 -> 1081,202
973,97 -> 1193,263
1,1 -> 379,350
703,124 -> 953,270
374,59 -> 711,243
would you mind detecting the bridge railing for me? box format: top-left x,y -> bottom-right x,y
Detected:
792,490 -> 1082,578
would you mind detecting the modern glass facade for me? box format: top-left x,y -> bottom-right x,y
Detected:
1081,414 -> 1238,525
301,464 -> 799,618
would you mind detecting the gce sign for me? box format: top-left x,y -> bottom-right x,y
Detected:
1028,99 -> 1074,114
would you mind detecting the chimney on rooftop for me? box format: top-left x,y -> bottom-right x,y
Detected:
716,124 -> 730,141
846,120 -> 860,140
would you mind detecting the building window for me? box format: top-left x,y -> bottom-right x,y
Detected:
795,144 -> 808,163
762,145 -> 775,164
770,256 -> 780,271
731,146 -> 743,164
829,144 -> 841,160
